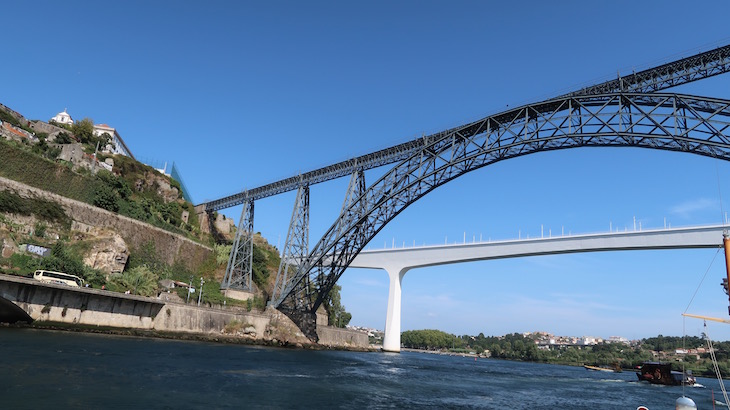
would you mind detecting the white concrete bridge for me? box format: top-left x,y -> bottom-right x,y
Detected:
348,224 -> 729,352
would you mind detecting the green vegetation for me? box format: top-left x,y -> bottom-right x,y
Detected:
223,319 -> 247,334
324,284 -> 351,328
0,109 -> 21,127
0,241 -> 106,287
0,138 -> 101,203
0,190 -> 70,227
108,265 -> 158,296
402,329 -> 462,350
0,237 -> 235,305
54,132 -> 73,144
401,329 -> 730,378
94,156 -> 202,241
214,244 -> 232,265
126,240 -> 243,307
252,244 -> 273,291
72,118 -> 109,148
0,109 -> 34,134
31,136 -> 61,160
0,136 -> 204,242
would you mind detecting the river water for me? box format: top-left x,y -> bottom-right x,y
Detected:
0,327 -> 725,409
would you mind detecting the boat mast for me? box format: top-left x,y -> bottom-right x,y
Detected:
722,231 -> 730,315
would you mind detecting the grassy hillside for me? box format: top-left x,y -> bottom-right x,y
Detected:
0,138 -> 204,242
0,138 -> 100,203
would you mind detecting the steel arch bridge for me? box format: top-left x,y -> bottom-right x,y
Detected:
204,43 -> 730,338
268,92 -> 730,331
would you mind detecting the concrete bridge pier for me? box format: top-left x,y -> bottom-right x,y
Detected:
382,264 -> 410,353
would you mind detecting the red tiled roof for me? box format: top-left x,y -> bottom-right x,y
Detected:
3,122 -> 27,138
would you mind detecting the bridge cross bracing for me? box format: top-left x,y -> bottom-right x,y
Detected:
348,224 -> 728,352
211,43 -> 730,341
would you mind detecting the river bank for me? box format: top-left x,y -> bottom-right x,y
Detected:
402,347 -> 482,358
0,274 -> 369,350
1,319 -> 375,352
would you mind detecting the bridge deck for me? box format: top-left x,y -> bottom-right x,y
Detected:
350,224 -> 727,271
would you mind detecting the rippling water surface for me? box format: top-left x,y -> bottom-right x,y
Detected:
0,328 -> 724,409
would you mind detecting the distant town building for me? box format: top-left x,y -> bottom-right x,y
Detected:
607,336 -> 629,344
93,123 -> 135,159
579,336 -> 602,345
50,109 -> 73,125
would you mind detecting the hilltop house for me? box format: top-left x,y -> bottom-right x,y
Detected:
93,123 -> 135,159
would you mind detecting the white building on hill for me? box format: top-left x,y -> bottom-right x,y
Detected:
93,123 -> 135,159
50,109 -> 73,125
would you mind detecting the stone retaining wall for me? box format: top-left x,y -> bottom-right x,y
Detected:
0,176 -> 212,270
317,325 -> 369,348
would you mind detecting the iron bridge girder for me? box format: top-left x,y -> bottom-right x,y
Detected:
222,199 -> 254,291
199,44 -> 730,212
270,92 -> 730,312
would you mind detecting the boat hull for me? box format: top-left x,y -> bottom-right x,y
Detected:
636,362 -> 695,386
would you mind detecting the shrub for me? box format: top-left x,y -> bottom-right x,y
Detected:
0,190 -> 69,226
108,265 -> 158,296
39,242 -> 86,278
93,184 -> 120,212
8,253 -> 40,275
34,222 -> 46,238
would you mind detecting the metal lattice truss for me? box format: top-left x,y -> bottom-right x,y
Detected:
275,169 -> 368,312
336,169 -> 367,241
561,43 -> 730,97
222,199 -> 254,290
272,185 -> 310,310
270,92 -> 730,311
199,44 -> 730,212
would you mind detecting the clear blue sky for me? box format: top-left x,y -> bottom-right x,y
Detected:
3,1 -> 730,340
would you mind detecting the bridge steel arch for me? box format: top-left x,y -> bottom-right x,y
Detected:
270,92 -> 730,332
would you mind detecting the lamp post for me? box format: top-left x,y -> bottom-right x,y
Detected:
197,277 -> 205,306
186,275 -> 193,303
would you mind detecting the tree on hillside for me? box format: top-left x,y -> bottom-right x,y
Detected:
324,284 -> 351,328
72,118 -> 95,144
54,132 -> 74,144
251,244 -> 271,290
40,242 -> 86,277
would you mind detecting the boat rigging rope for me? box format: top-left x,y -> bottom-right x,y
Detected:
704,321 -> 730,409
683,248 -> 722,313
715,158 -> 727,226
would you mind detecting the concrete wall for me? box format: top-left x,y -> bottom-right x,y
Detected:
0,274 -> 259,332
0,275 -> 369,349
0,176 -> 212,270
317,326 -> 369,348
153,302 -> 271,336
29,120 -> 67,137
0,274 -> 164,328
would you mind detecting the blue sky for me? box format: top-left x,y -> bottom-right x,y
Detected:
3,1 -> 730,340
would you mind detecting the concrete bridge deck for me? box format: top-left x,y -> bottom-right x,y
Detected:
349,224 -> 729,352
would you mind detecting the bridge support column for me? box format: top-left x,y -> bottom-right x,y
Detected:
382,266 -> 409,353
